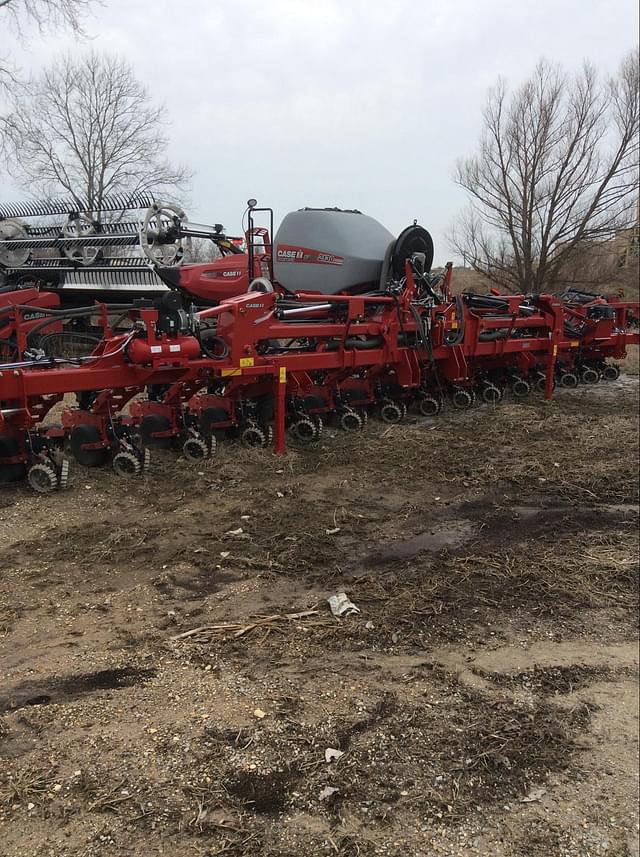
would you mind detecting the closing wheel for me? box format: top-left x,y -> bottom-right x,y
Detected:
183,436 -> 212,460
310,415 -> 324,438
511,378 -> 531,398
418,395 -> 442,416
27,462 -> 58,493
140,414 -> 174,449
481,384 -> 503,405
59,459 -> 70,490
603,364 -> 620,381
291,417 -> 317,443
112,451 -> 142,477
142,448 -> 152,472
241,425 -> 267,447
380,401 -> 404,424
581,367 -> 600,385
534,372 -> 547,392
451,388 -> 474,410
559,372 -> 579,389
69,424 -> 109,467
339,409 -> 363,432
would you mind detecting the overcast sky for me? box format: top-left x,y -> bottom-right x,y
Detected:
2,0 -> 639,263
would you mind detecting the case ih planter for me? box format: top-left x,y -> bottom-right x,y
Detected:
0,197 -> 637,491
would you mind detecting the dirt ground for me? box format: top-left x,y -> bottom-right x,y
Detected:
0,354 -> 638,857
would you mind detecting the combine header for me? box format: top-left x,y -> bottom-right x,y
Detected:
0,192 -> 244,309
0,197 -> 637,491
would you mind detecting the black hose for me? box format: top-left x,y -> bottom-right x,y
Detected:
444,296 -> 465,346
463,293 -> 510,311
410,303 -> 446,400
325,336 -> 384,351
479,329 -> 509,341
26,312 -> 101,342
409,304 -> 429,351
198,330 -> 230,360
24,304 -> 137,343
0,302 -> 135,317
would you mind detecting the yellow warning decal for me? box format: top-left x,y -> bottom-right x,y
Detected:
450,322 -> 459,330
239,357 -> 255,367
279,367 -> 287,383
570,340 -> 580,347
221,368 -> 242,377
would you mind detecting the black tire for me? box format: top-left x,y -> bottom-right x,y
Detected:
241,425 -> 267,448
339,410 -> 363,432
199,407 -> 230,440
511,379 -> 531,398
69,424 -> 109,467
534,373 -> 548,392
380,402 -> 404,424
291,418 -> 317,443
481,384 -> 502,405
418,395 -> 442,416
581,367 -> 600,385
0,435 -> 26,484
559,372 -> 579,389
310,415 -> 324,438
182,437 -> 210,461
140,415 -> 174,449
451,388 -> 474,410
27,463 -> 58,493
603,364 -> 620,382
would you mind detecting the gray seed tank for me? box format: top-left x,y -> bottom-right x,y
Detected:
273,207 -> 394,295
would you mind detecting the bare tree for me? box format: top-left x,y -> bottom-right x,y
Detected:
0,0 -> 93,32
3,51 -> 190,213
450,50 -> 639,294
185,238 -> 222,264
1,0 -> 96,89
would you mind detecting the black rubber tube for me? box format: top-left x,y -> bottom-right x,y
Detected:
479,329 -> 509,341
444,296 -> 465,346
325,336 -> 383,351
198,331 -> 229,360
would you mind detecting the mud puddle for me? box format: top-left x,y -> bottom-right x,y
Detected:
360,519 -> 476,566
511,503 -> 638,519
351,499 -> 638,574
0,665 -> 156,713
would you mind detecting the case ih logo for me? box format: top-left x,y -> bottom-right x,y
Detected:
276,245 -> 344,266
21,311 -> 48,321
204,270 -> 242,279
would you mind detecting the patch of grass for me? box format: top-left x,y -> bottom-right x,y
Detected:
0,767 -> 58,805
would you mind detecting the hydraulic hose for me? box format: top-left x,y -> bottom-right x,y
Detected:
325,336 -> 384,351
444,296 -> 465,346
479,329 -> 509,342
198,330 -> 230,360
463,294 -> 509,311
23,304 -> 137,342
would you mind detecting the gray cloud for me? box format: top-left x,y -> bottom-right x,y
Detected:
2,0 -> 638,263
